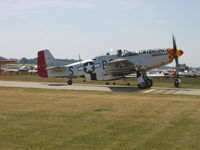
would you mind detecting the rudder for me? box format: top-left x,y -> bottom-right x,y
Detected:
37,50 -> 48,77
37,49 -> 56,77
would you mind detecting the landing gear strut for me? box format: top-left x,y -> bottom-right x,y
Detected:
136,70 -> 153,89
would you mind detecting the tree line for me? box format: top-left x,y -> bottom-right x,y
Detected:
0,56 -> 79,65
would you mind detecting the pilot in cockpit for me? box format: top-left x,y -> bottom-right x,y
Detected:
117,50 -> 122,57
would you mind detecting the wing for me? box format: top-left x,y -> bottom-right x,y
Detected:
105,59 -> 145,76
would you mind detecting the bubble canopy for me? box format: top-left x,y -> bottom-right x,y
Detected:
99,49 -> 138,57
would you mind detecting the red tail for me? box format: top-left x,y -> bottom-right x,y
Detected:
37,50 -> 48,77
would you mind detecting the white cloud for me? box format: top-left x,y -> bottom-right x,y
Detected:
0,13 -> 8,21
0,3 -> 14,21
129,1 -> 142,8
0,0 -> 94,21
15,0 -> 94,10
156,20 -> 169,24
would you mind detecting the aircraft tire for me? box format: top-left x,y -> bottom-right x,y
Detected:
137,81 -> 147,89
67,80 -> 73,85
146,79 -> 153,88
174,79 -> 181,88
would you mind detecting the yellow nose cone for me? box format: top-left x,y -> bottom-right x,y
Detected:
176,49 -> 184,57
167,48 -> 184,63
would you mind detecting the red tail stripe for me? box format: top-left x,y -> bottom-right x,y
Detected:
37,51 -> 48,77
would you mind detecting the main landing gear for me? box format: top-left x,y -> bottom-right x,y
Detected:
174,78 -> 181,88
136,70 -> 153,89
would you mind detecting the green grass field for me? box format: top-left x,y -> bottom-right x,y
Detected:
1,73 -> 200,89
0,87 -> 200,150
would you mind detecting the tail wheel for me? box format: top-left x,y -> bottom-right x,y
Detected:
67,80 -> 73,85
146,79 -> 153,88
137,81 -> 147,89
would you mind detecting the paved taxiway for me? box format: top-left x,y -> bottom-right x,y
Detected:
0,81 -> 200,95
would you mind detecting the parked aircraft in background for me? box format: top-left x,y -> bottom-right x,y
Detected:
3,64 -> 37,73
37,35 -> 184,88
0,60 -> 17,75
0,60 -> 16,65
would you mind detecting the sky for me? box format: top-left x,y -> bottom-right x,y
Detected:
0,0 -> 199,67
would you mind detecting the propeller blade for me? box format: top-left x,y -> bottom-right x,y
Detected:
172,35 -> 179,78
172,35 -> 181,87
172,35 -> 177,51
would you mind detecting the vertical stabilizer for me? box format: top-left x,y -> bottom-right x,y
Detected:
37,49 -> 56,77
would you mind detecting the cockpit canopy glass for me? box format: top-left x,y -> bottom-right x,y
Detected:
97,49 -> 138,58
107,49 -> 138,57
120,49 -> 138,56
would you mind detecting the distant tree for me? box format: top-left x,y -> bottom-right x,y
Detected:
0,56 -> 6,60
1,56 -> 80,65
20,57 -> 29,64
19,58 -> 37,64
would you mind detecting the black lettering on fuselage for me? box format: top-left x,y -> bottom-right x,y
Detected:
102,60 -> 107,70
69,66 -> 74,75
101,58 -> 115,70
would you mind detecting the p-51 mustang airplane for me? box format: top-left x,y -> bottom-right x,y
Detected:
37,35 -> 184,89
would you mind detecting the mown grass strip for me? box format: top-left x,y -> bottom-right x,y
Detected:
0,87 -> 200,150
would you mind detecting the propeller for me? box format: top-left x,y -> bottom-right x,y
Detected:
172,35 -> 181,88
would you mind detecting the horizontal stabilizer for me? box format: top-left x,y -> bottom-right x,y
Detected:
37,49 -> 68,78
46,66 -> 66,72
